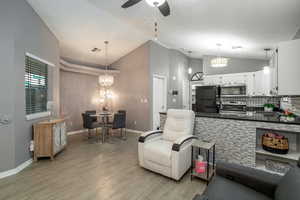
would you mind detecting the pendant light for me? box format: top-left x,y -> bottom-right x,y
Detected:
211,44 -> 228,68
188,51 -> 192,75
263,48 -> 271,74
99,41 -> 114,87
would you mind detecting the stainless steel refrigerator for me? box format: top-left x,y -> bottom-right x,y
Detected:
195,86 -> 220,113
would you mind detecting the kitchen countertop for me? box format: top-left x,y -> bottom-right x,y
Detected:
160,112 -> 300,125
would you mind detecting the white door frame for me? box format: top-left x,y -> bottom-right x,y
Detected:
153,74 -> 167,129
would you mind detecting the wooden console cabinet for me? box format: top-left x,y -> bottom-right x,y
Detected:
33,119 -> 67,161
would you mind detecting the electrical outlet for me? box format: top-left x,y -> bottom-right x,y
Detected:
134,121 -> 137,125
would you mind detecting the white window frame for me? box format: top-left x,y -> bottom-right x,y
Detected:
25,53 -> 55,121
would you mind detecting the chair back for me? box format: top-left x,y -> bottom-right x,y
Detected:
85,110 -> 97,122
82,113 -> 94,129
112,113 -> 126,129
162,109 -> 195,142
118,110 -> 126,115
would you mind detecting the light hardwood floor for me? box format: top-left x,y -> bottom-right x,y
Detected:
0,132 -> 206,200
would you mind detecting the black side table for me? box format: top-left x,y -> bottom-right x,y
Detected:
191,140 -> 216,184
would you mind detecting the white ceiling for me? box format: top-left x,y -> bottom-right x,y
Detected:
27,0 -> 300,65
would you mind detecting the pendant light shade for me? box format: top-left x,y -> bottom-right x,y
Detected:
211,57 -> 228,68
211,44 -> 228,68
99,41 -> 114,87
98,75 -> 114,87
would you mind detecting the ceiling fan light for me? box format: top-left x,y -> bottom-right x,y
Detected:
145,0 -> 166,7
211,57 -> 228,68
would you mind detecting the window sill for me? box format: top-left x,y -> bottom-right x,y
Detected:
26,112 -> 50,121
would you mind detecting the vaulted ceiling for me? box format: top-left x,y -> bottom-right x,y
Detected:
27,0 -> 300,65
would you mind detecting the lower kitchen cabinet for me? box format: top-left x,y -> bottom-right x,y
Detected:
33,119 -> 67,161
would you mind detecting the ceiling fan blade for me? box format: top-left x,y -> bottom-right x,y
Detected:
121,0 -> 143,8
158,1 -> 170,17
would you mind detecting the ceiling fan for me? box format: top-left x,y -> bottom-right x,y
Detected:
121,0 -> 170,17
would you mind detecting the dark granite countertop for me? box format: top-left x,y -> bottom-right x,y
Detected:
160,112 -> 300,125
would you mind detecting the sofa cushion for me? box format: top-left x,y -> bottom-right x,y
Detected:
163,109 -> 195,142
204,176 -> 272,200
275,165 -> 300,200
144,139 -> 173,167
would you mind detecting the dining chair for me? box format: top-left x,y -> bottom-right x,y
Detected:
85,110 -> 97,122
81,113 -> 103,141
107,112 -> 127,140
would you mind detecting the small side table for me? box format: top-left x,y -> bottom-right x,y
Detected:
191,140 -> 216,184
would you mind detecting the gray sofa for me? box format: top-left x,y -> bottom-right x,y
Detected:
193,158 -> 300,200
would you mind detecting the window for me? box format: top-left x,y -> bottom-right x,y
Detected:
25,55 -> 48,116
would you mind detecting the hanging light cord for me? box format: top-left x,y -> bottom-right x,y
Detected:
154,3 -> 159,41
104,41 -> 109,73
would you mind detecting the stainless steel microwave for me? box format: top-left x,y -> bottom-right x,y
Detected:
220,85 -> 246,96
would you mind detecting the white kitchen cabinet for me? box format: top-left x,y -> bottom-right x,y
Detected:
278,39 -> 300,95
203,71 -> 273,96
252,70 -> 272,96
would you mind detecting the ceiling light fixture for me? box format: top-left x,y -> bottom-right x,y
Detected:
232,46 -> 242,50
263,48 -> 271,74
91,47 -> 101,53
145,0 -> 166,7
98,41 -> 114,87
211,44 -> 228,68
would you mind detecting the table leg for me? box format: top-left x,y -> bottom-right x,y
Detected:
191,146 -> 193,181
102,127 -> 105,143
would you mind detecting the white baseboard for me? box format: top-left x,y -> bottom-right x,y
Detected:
67,129 -> 87,136
68,129 -> 143,135
0,159 -> 33,179
125,129 -> 143,134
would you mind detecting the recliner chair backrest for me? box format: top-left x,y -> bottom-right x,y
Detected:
162,109 -> 195,142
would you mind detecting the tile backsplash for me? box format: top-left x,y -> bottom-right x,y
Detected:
220,96 -> 300,116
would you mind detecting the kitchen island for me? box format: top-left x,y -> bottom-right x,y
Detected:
160,112 -> 300,174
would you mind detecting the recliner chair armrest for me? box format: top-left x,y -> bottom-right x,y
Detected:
138,130 -> 163,143
217,161 -> 282,198
172,136 -> 198,152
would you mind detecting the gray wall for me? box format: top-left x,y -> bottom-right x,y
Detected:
203,55 -> 269,75
60,71 -> 99,132
0,0 -> 59,172
113,42 -> 151,131
294,28 -> 300,40
148,41 -> 189,128
0,1 -> 16,172
189,58 -> 203,74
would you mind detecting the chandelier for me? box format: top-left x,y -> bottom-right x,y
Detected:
99,41 -> 114,87
211,44 -> 228,68
211,57 -> 228,68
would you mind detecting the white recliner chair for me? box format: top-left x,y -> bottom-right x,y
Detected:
138,109 -> 196,180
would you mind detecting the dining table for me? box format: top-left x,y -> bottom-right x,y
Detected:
89,112 -> 114,143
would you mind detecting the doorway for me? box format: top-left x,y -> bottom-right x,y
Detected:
153,75 -> 167,130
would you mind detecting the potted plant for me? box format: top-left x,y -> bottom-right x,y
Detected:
286,112 -> 296,122
264,103 -> 275,112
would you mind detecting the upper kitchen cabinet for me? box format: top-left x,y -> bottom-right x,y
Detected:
252,70 -> 272,96
278,39 -> 300,95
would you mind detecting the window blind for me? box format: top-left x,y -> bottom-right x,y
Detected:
25,56 -> 48,115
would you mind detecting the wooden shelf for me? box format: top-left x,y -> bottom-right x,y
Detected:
256,146 -> 300,161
